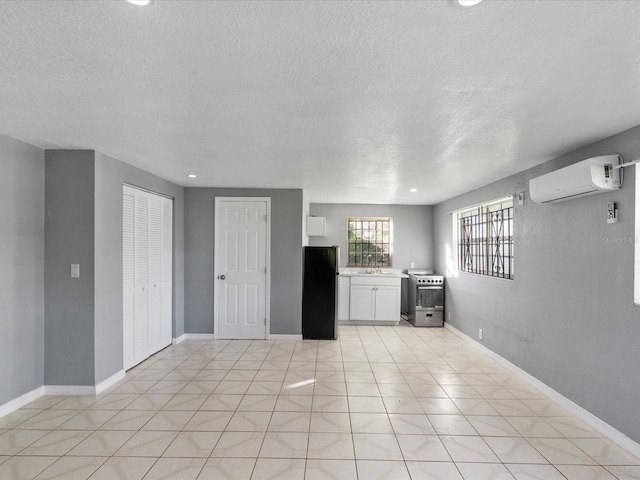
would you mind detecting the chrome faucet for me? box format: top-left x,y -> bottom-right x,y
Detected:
364,255 -> 382,274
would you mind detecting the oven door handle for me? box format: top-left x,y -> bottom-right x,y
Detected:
417,286 -> 443,290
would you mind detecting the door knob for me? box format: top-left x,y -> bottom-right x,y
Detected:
218,275 -> 226,280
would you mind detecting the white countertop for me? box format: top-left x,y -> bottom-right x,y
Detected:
338,268 -> 409,279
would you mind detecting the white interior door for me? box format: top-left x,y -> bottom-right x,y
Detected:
215,199 -> 269,339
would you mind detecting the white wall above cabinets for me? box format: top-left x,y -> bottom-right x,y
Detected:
123,185 -> 173,370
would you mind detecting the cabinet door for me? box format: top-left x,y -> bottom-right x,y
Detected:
349,285 -> 375,320
374,285 -> 401,321
338,276 -> 350,321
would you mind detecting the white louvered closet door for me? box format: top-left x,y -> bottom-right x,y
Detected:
123,185 -> 173,370
147,194 -> 162,355
134,190 -> 150,365
160,197 -> 173,348
123,186 -> 136,369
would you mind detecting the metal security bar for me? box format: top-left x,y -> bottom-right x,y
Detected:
347,217 -> 392,267
457,199 -> 513,279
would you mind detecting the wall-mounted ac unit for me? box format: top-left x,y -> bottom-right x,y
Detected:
529,154 -> 622,204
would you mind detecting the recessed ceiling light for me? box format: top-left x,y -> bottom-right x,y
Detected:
458,0 -> 483,6
186,174 -> 197,178
409,188 -> 418,193
126,0 -> 152,6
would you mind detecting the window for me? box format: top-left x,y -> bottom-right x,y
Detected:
347,217 -> 392,267
455,197 -> 513,279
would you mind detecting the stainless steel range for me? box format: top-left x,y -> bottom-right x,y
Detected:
407,271 -> 444,327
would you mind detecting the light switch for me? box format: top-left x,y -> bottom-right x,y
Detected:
71,264 -> 80,278
607,201 -> 618,224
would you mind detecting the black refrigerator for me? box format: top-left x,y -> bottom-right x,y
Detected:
302,246 -> 339,340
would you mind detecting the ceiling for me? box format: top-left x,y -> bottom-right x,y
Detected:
2,0 -> 640,204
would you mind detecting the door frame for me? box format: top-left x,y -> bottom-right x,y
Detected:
213,197 -> 271,340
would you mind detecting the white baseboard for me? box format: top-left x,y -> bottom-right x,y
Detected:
182,333 -> 301,341
183,334 -> 215,340
0,386 -> 45,418
444,323 -> 640,458
172,334 -> 185,345
44,385 -> 95,396
43,369 -> 126,397
0,370 -> 127,419
95,370 -> 126,394
269,334 -> 303,340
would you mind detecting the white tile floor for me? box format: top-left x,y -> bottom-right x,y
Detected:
1,322 -> 640,479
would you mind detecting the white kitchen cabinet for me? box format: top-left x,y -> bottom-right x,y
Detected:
338,275 -> 351,321
349,276 -> 401,324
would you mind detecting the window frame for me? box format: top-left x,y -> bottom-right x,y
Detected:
346,216 -> 393,268
453,196 -> 514,280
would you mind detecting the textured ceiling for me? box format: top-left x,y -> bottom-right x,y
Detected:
2,0 -> 640,204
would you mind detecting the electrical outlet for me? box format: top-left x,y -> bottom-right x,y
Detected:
410,262 -> 415,269
448,312 -> 451,321
478,328 -> 483,340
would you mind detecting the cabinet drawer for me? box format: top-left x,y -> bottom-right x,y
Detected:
350,276 -> 400,287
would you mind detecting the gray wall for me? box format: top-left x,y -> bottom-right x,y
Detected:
434,124 -> 640,442
44,150 -> 184,386
45,151 -> 96,386
309,203 -> 434,270
0,136 -> 45,405
94,152 -> 185,383
184,188 -> 303,335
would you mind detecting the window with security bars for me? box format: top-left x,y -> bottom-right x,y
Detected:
347,217 -> 392,267
456,197 -> 514,279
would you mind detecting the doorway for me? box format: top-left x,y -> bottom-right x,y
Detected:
214,198 -> 270,339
